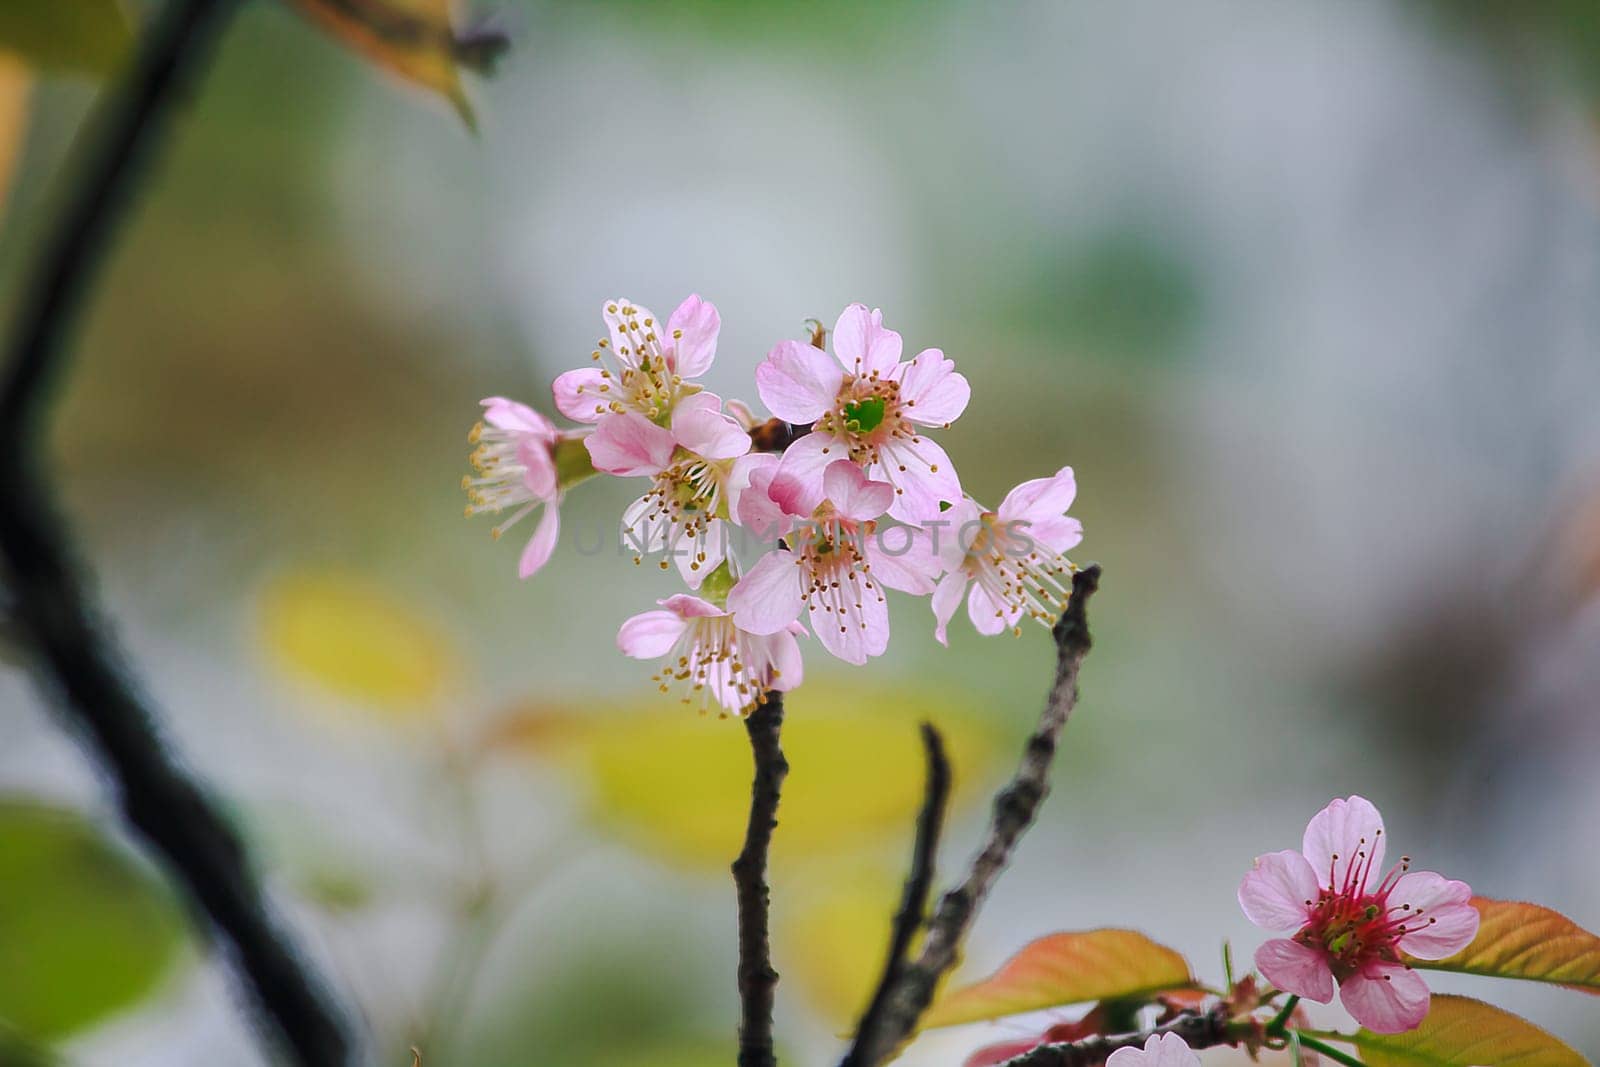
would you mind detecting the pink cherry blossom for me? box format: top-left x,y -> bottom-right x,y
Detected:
1105,1035 -> 1200,1067
586,394 -> 752,586
929,467 -> 1083,645
755,303 -> 970,523
553,295 -> 721,423
727,460 -> 940,664
617,593 -> 804,717
463,397 -> 573,578
1238,795 -> 1480,1034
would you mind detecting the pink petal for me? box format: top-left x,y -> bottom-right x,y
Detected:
617,609 -> 689,658
1015,516 -> 1085,556
998,466 -> 1078,524
727,551 -> 804,635
621,493 -> 668,555
517,438 -> 558,500
931,571 -> 968,646
933,498 -> 984,571
873,436 -> 962,524
585,412 -> 677,477
551,368 -> 610,423
1339,961 -> 1430,1034
517,505 -> 560,579
865,525 -> 941,595
1391,872 -> 1479,960
749,628 -> 804,692
658,593 -> 725,619
481,397 -> 556,437
824,459 -> 895,522
832,303 -> 903,378
1254,938 -> 1335,1003
1112,1033 -> 1200,1067
1302,796 -> 1387,895
967,582 -> 1017,636
1239,850 -> 1320,931
671,396 -> 751,461
894,348 -> 970,426
601,298 -> 660,366
730,454 -> 793,538
811,572 -> 890,665
769,432 -> 847,517
756,339 -> 845,424
672,517 -> 729,588
665,293 -> 720,378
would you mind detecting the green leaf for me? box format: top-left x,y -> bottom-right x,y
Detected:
922,929 -> 1194,1029
1347,994 -> 1586,1067
1408,897 -> 1600,994
0,802 -> 187,1039
0,0 -> 131,77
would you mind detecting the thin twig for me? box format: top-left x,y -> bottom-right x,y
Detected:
840,724 -> 951,1067
993,1006 -> 1233,1067
0,1 -> 355,1064
844,565 -> 1102,1065
732,694 -> 788,1067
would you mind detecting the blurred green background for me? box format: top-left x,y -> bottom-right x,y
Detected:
3,1 -> 1600,1064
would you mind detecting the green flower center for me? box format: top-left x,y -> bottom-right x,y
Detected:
843,396 -> 887,433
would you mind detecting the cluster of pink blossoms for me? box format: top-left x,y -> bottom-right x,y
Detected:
464,295 -> 1084,716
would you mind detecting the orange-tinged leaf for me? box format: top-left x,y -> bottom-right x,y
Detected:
291,0 -> 496,128
1409,897 -> 1600,994
0,56 -> 29,221
1349,994 -> 1586,1067
922,930 -> 1194,1029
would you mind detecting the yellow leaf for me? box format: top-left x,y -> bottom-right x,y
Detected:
0,0 -> 131,76
1409,897 -> 1600,994
0,56 -> 29,221
490,681 -> 1002,869
779,867 -> 910,1027
1350,994 -> 1586,1067
258,569 -> 456,716
922,930 -> 1195,1029
291,0 -> 499,128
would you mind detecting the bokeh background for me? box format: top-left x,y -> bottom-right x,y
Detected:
3,1 -> 1599,1064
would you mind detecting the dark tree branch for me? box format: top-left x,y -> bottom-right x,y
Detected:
0,1 -> 356,1064
732,694 -> 788,1067
840,723 -> 951,1067
300,0 -> 511,72
841,565 -> 1103,1066
993,1006 -> 1235,1067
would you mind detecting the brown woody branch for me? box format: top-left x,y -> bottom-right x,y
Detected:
840,564 -> 1103,1066
0,1 -> 356,1063
994,1006 -> 1235,1067
840,724 -> 952,1067
733,694 -> 789,1067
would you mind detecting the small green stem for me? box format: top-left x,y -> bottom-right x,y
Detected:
1294,1034 -> 1365,1067
1265,994 -> 1300,1035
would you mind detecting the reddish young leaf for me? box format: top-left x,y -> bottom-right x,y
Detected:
1408,897 -> 1600,994
1348,994 -> 1586,1067
962,1006 -> 1113,1067
924,930 -> 1194,1029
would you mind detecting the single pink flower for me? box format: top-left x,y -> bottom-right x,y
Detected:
755,303 -> 970,523
1105,1034 -> 1200,1067
587,394 -> 752,586
553,295 -> 720,423
617,593 -> 804,717
1238,796 -> 1480,1034
463,398 -> 571,578
929,467 -> 1083,645
727,460 -> 940,665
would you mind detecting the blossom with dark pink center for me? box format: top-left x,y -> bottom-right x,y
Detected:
618,593 -> 804,717
1238,795 -> 1480,1034
727,460 -> 941,664
930,466 -> 1083,645
755,303 -> 969,523
553,295 -> 721,423
463,397 -> 576,578
584,393 -> 752,587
